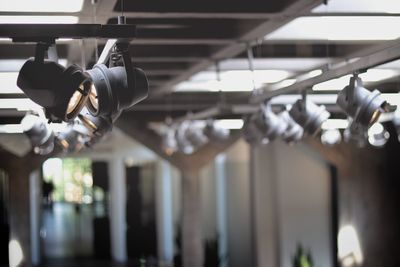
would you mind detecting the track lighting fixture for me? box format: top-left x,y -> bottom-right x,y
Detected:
278,111 -> 304,144
243,117 -> 269,145
17,39 -> 148,123
57,121 -> 90,153
78,107 -> 113,139
203,120 -> 230,141
337,74 -> 389,127
21,113 -> 55,155
184,121 -> 209,148
321,129 -> 342,146
162,128 -> 178,156
289,94 -> 330,136
393,108 -> 400,142
343,121 -> 368,148
368,122 -> 390,147
254,102 -> 286,143
85,42 -> 148,117
17,43 -> 91,122
175,122 -> 195,154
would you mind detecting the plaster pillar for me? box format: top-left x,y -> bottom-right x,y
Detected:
8,167 -> 32,267
181,168 -> 203,267
155,160 -> 174,267
108,156 -> 127,262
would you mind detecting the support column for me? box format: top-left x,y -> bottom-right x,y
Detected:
181,169 -> 203,267
8,167 -> 32,267
215,155 -> 228,267
155,160 -> 174,267
109,156 -> 127,262
29,170 -> 41,266
251,144 -> 281,267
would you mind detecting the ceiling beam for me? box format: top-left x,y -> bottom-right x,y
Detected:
113,0 -> 289,15
151,0 -> 323,96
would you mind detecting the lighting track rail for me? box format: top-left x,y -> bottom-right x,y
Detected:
0,23 -> 136,42
252,39 -> 400,103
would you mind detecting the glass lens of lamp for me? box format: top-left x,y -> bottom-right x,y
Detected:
66,83 -> 89,120
78,114 -> 98,132
369,109 -> 381,125
60,139 -> 70,149
88,84 -> 99,113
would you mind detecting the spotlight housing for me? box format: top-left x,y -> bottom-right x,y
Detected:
85,42 -> 148,117
17,43 -> 91,122
184,121 -> 208,148
368,122 -> 390,147
203,120 -> 230,141
78,107 -> 113,138
393,107 -> 400,142
21,114 -> 54,155
278,111 -> 304,144
343,121 -> 368,148
254,103 -> 286,143
337,75 -> 389,127
57,121 -> 90,153
162,128 -> 178,156
243,117 -> 269,145
321,129 -> 342,146
289,97 -> 330,136
175,122 -> 195,154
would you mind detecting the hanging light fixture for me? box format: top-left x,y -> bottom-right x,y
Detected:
57,120 -> 90,153
337,74 -> 390,127
85,42 -> 148,117
278,110 -> 304,144
343,121 -> 368,148
203,119 -> 230,141
175,121 -> 195,154
21,113 -> 55,155
321,128 -> 342,146
78,107 -> 113,139
161,127 -> 178,156
253,102 -> 286,143
184,121 -> 208,148
392,107 -> 400,142
243,116 -> 269,145
368,122 -> 390,147
17,37 -> 149,123
289,93 -> 330,136
17,43 -> 91,122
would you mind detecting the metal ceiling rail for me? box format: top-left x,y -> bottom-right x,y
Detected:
170,94 -> 351,124
252,39 -> 400,103
0,23 -> 136,42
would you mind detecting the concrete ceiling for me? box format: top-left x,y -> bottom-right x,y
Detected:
0,0 -> 399,156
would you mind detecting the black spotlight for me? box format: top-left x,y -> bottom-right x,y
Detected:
17,43 -> 91,122
21,114 -> 55,155
337,75 -> 389,127
85,42 -> 148,117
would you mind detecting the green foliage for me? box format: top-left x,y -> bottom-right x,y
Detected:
42,157 -> 92,202
292,244 -> 314,267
